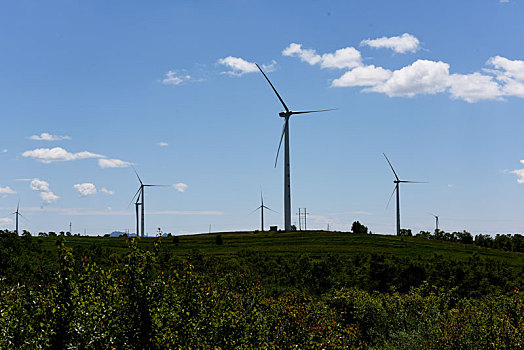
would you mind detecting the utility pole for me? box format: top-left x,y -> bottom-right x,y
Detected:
297,208 -> 302,230
304,208 -> 309,231
69,221 -> 72,235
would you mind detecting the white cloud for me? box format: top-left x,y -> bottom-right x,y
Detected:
30,178 -> 50,192
319,47 -> 362,69
501,79 -> 524,98
284,41 -> 524,103
74,183 -> 97,197
162,70 -> 192,85
40,191 -> 59,204
29,132 -> 71,141
486,56 -> 524,97
158,142 -> 168,147
511,168 -> 524,184
368,59 -> 451,97
0,186 -> 16,195
22,147 -> 104,163
448,72 -> 503,102
98,158 -> 133,168
509,160 -> 524,183
217,57 -> 275,76
0,217 -> 13,226
262,60 -> 277,72
331,65 -> 392,87
500,0 -> 509,3
282,43 -> 321,65
173,183 -> 188,192
2,149 -> 6,153
30,178 -> 59,204
101,187 -> 115,195
488,56 -> 524,81
361,33 -> 420,54
217,56 -> 256,76
282,43 -> 362,69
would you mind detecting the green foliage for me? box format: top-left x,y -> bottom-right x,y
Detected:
399,228 -> 412,236
351,221 -> 368,234
2,232 -> 524,348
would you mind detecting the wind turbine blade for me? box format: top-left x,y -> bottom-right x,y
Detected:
19,213 -> 29,222
291,108 -> 337,115
274,119 -> 288,168
262,205 -> 280,214
260,190 -> 264,206
130,187 -> 141,205
386,185 -> 397,209
399,181 -> 427,183
132,166 -> 143,185
383,153 -> 399,181
144,184 -> 169,187
249,206 -> 262,215
256,63 -> 290,113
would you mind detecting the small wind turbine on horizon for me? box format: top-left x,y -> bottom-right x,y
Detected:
383,153 -> 426,236
10,201 -> 26,235
251,191 -> 278,231
430,213 -> 439,232
131,168 -> 166,238
256,64 -> 335,231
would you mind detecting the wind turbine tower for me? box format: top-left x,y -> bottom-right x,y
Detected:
134,192 -> 142,237
252,191 -> 278,231
383,153 -> 426,236
11,201 -> 25,235
131,169 -> 165,238
431,214 -> 439,232
256,64 -> 335,231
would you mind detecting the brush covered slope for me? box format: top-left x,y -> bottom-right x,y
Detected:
1,230 -> 523,348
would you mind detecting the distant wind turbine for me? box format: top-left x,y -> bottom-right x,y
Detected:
10,201 -> 26,235
131,168 -> 166,238
251,191 -> 278,231
430,213 -> 439,232
256,64 -> 335,231
383,153 -> 426,236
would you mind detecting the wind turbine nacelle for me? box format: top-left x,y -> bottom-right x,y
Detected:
279,111 -> 289,118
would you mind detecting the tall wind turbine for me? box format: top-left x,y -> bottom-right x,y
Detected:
10,201 -> 25,235
256,64 -> 335,231
251,191 -> 278,231
134,191 -> 142,237
383,153 -> 425,236
131,169 -> 165,238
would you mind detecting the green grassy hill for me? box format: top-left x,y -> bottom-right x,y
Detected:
42,230 -> 524,269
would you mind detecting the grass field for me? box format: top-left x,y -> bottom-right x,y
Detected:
42,230 -> 524,269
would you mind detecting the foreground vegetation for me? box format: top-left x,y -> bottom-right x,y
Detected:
1,230 -> 524,348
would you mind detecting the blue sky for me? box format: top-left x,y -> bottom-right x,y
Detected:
1,0 -> 524,235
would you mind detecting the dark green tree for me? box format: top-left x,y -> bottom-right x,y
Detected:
351,221 -> 369,234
